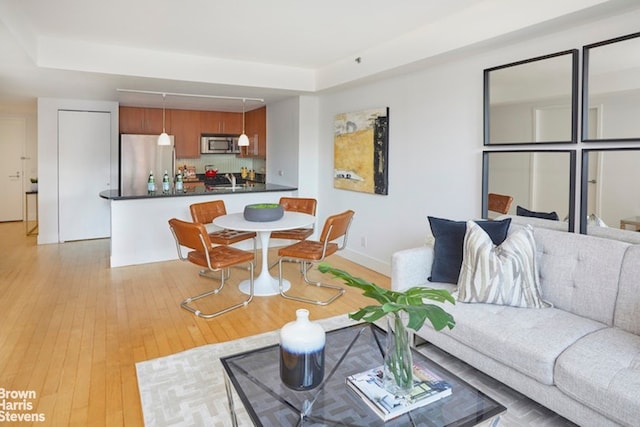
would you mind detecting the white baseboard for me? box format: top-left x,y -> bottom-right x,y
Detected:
338,248 -> 390,277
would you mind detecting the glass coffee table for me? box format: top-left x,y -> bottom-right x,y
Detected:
221,323 -> 506,426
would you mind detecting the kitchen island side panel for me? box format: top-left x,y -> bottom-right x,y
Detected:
108,190 -> 295,267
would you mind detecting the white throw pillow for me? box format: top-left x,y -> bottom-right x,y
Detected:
457,221 -> 550,308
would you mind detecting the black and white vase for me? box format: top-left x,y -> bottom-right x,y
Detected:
279,309 -> 325,391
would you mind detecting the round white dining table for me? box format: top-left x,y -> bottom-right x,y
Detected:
209,212 -> 316,296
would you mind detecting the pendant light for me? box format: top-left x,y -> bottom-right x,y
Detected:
158,93 -> 171,146
238,98 -> 250,147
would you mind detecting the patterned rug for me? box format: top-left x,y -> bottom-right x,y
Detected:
136,314 -> 575,426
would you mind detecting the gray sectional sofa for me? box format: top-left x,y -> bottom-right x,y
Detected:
391,219 -> 640,427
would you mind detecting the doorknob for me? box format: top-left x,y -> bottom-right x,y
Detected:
588,179 -> 597,184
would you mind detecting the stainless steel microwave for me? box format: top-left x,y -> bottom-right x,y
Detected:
200,135 -> 240,154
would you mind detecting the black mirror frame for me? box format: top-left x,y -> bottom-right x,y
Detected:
482,149 -> 576,232
484,49 -> 579,146
582,31 -> 640,143
580,147 -> 640,234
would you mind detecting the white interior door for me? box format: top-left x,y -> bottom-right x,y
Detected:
0,116 -> 26,221
58,110 -> 111,241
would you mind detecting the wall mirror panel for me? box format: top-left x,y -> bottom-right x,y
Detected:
580,149 -> 640,243
484,50 -> 578,145
482,150 -> 575,231
582,32 -> 640,141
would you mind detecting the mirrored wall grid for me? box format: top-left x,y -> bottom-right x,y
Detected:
482,31 -> 640,240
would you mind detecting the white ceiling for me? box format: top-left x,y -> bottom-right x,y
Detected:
0,0 -> 636,112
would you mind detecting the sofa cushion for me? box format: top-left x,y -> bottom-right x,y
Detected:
533,227 -> 630,325
422,301 -> 606,385
427,216 -> 511,284
615,245 -> 640,335
555,327 -> 640,427
457,221 -> 549,308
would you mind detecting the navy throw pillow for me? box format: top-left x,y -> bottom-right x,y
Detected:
427,216 -> 511,284
516,205 -> 559,221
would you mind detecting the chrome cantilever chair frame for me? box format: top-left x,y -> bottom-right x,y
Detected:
276,210 -> 354,305
169,218 -> 254,319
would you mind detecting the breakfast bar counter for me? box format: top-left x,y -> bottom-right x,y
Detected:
100,183 -> 298,267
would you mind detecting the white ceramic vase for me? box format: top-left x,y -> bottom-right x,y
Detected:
279,309 -> 326,390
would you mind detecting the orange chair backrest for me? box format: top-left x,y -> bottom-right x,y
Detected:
168,218 -> 212,252
319,210 -> 355,243
279,197 -> 317,216
190,200 -> 227,224
488,193 -> 513,215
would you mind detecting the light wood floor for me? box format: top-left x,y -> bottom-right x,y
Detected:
0,221 -> 388,426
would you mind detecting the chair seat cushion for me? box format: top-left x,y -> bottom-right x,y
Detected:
272,228 -> 314,241
210,229 -> 256,245
278,240 -> 339,260
188,245 -> 254,269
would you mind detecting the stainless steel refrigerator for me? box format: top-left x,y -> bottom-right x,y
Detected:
119,134 -> 174,196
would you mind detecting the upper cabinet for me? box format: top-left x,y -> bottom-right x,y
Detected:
484,50 -> 578,145
119,105 -> 266,159
170,109 -> 201,158
119,106 -> 169,135
200,111 -> 242,135
243,106 -> 267,158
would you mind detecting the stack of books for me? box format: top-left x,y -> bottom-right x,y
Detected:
346,363 -> 452,421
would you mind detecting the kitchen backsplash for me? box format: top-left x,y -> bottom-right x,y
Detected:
176,154 -> 265,176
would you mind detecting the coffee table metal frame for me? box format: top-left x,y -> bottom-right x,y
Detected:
221,323 -> 506,426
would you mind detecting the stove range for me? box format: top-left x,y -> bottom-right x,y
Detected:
204,175 -> 231,186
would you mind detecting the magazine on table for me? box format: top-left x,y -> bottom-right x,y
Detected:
346,363 -> 452,421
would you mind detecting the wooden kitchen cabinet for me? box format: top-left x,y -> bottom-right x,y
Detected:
119,107 -> 169,134
200,111 -> 242,134
243,106 -> 267,158
170,109 -> 201,158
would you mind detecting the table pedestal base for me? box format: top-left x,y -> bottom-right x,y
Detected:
239,275 -> 290,296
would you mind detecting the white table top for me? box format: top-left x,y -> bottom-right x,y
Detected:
211,212 -> 315,232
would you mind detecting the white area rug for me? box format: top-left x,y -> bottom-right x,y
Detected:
136,314 -> 357,426
136,314 -> 574,426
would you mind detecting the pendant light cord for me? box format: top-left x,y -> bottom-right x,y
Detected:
162,93 -> 166,132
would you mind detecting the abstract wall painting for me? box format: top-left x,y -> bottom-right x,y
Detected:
333,107 -> 389,195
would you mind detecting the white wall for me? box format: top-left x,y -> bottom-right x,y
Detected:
304,9 -> 640,276
24,8 -> 640,275
37,98 -> 119,244
266,97 -> 300,188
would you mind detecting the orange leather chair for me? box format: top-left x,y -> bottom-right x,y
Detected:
190,200 -> 257,258
271,197 -> 317,241
488,193 -> 513,218
168,218 -> 254,318
276,210 -> 354,305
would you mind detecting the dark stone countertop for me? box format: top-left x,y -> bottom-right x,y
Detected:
99,182 -> 297,200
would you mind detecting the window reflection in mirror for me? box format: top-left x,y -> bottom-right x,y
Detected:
484,50 -> 578,145
581,149 -> 640,243
582,32 -> 640,141
482,150 -> 575,231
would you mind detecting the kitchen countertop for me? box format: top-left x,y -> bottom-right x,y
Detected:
99,182 -> 297,200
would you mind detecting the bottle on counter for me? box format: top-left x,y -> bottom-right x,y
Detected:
241,166 -> 248,179
249,169 -> 256,180
175,169 -> 183,192
147,171 -> 156,193
162,170 -> 170,193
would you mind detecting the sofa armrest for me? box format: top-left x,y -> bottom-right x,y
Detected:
391,246 -> 433,292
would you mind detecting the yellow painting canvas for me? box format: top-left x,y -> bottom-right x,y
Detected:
334,107 -> 389,195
